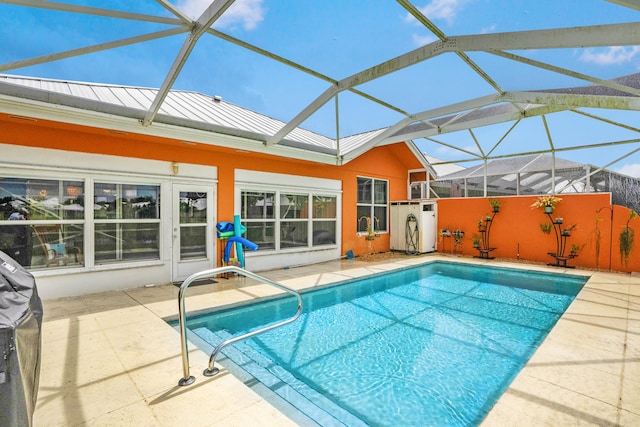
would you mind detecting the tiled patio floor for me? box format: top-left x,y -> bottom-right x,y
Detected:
34,254 -> 639,426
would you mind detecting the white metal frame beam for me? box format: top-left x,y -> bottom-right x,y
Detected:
375,91 -> 640,145
142,0 -> 236,126
0,28 -> 188,73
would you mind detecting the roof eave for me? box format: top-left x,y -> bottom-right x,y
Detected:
0,85 -> 341,164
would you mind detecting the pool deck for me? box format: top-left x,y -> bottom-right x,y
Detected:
34,254 -> 639,426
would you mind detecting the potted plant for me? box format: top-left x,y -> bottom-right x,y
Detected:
562,224 -> 577,237
471,234 -> 482,248
359,215 -> 379,240
619,209 -> 637,266
489,199 -> 501,212
539,223 -> 552,234
452,229 -> 465,245
555,217 -> 563,224
531,195 -> 562,214
570,244 -> 581,256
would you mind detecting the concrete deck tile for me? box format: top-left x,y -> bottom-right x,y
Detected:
35,370 -> 144,426
214,400 -> 299,427
77,400 -> 161,427
484,375 -> 619,426
41,315 -> 103,343
42,296 -> 93,320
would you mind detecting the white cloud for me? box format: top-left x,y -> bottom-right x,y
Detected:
580,46 -> 640,66
176,0 -> 264,30
480,24 -> 496,34
615,163 -> 640,178
408,0 -> 470,25
412,33 -> 437,46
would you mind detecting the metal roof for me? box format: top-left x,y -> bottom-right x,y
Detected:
431,153 -> 640,212
438,154 -> 587,180
0,74 -> 336,150
423,155 -> 465,178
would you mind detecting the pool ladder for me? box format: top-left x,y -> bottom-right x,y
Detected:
177,265 -> 303,386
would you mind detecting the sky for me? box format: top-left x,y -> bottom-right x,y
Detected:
1,0 -> 639,177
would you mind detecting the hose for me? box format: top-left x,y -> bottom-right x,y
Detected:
405,213 -> 419,255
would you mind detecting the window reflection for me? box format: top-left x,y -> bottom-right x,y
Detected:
0,177 -> 85,269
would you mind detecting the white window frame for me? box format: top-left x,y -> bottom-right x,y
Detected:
356,176 -> 389,235
236,170 -> 341,256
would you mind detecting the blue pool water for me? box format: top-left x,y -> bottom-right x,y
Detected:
179,261 -> 587,426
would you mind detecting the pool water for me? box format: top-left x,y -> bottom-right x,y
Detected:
181,262 -> 587,426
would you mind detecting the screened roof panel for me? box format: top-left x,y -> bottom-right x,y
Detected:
0,1 -> 637,171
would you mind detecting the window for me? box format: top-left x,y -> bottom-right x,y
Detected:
241,190 -> 336,251
241,190 -> 276,250
179,192 -> 208,259
357,177 -> 388,233
94,183 -> 160,263
312,195 -> 337,246
0,177 -> 85,269
280,193 -> 309,249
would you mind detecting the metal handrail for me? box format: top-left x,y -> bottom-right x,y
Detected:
177,265 -> 303,386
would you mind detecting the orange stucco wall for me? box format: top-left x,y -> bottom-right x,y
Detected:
436,194 -> 640,273
1,113 -> 421,259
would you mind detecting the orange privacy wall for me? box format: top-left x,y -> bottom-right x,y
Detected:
436,194 -> 639,273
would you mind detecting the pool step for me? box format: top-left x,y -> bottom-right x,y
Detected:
191,328 -> 367,427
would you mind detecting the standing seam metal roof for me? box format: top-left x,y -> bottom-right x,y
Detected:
0,74 -> 341,154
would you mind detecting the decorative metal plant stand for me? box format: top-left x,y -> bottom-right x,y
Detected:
475,208 -> 498,259
546,213 -> 577,268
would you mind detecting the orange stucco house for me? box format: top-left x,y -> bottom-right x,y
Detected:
0,74 -> 433,298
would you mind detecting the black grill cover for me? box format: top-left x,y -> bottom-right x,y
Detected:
0,251 -> 43,427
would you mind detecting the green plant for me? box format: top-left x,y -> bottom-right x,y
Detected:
619,210 -> 637,266
531,195 -> 562,211
539,223 -> 552,234
489,199 -> 501,211
562,224 -> 577,236
452,229 -> 465,245
570,244 -> 581,254
471,233 -> 482,247
359,215 -> 379,237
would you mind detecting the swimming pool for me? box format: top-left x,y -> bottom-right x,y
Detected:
179,261 -> 587,426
